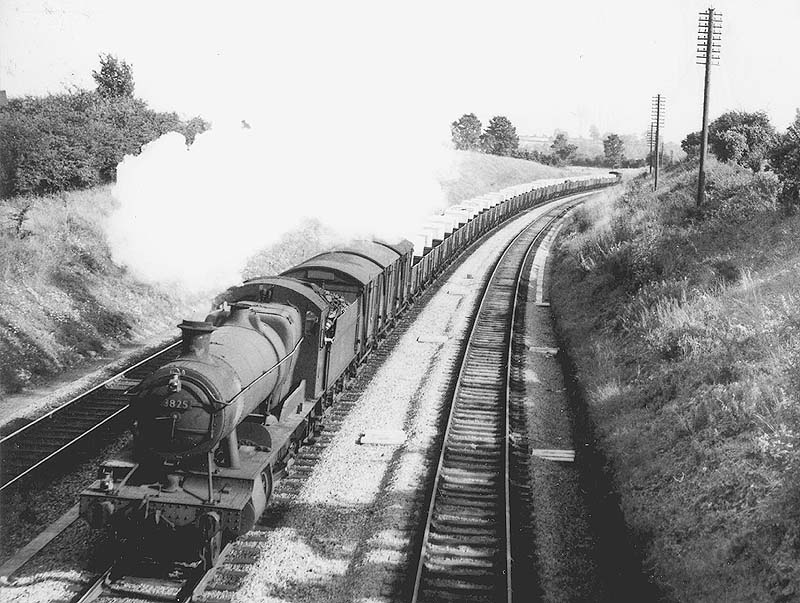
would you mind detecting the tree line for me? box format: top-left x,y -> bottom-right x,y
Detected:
0,54 -> 209,198
681,110 -> 800,211
451,113 -> 645,169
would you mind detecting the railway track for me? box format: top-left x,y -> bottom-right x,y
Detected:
0,341 -> 181,492
70,280 -> 441,603
0,189 -> 596,602
0,188 -> 602,500
411,203 -> 576,603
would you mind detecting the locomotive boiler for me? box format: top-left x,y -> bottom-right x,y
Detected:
80,301 -> 313,566
136,303 -> 301,460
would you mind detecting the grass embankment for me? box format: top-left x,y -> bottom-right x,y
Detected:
242,150 -> 599,278
552,159 -> 800,601
0,186 -> 201,397
440,150 -> 601,204
2,152 -> 592,399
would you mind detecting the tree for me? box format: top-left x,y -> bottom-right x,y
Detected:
603,134 -> 625,168
589,124 -> 601,141
0,91 -> 208,197
450,113 -> 482,150
769,109 -> 800,213
479,131 -> 496,154
551,132 -> 577,164
481,116 -> 519,156
92,54 -> 135,99
681,131 -> 702,159
708,110 -> 775,171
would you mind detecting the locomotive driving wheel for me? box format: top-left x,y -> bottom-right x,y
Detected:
261,467 -> 273,504
240,466 -> 273,535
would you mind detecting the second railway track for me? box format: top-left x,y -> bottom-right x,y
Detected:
412,202 -> 577,603
0,341 -> 181,492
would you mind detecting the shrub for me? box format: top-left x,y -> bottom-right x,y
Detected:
708,111 -> 775,171
93,53 -> 134,99
704,162 -> 780,223
769,110 -> 800,214
0,91 -> 209,198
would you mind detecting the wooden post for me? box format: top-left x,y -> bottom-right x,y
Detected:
697,8 -> 721,205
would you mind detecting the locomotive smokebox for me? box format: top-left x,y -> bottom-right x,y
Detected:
179,320 -> 215,358
134,303 -> 302,461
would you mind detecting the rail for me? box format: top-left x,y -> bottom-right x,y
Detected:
0,340 -> 182,491
411,203 -> 576,602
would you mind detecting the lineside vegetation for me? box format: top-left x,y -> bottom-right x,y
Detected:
553,154 -> 800,600
0,55 -> 208,198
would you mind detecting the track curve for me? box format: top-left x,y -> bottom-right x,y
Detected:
0,341 -> 181,492
411,202 -> 577,603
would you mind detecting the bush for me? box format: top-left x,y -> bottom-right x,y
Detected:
0,91 -> 209,198
704,162 -> 780,222
708,111 -> 775,172
769,110 -> 800,214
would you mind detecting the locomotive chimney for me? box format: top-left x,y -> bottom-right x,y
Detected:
178,320 -> 216,358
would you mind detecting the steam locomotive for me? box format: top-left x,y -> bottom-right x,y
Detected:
79,174 -> 619,567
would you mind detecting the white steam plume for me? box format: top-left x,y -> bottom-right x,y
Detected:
109,118 -> 453,293
107,3 -> 464,294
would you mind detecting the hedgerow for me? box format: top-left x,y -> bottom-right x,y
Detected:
0,91 -> 208,198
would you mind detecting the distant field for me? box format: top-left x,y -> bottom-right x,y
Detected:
440,150 -> 604,204
0,152 -> 590,398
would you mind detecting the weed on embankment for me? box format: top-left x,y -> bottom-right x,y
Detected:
0,186 -> 201,396
552,159 -> 800,601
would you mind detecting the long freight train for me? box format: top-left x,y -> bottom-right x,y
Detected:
80,173 -> 620,567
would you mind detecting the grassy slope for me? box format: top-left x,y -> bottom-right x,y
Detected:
242,150 -> 599,278
440,150 -> 600,204
0,186 -> 203,396
1,152 -> 592,398
551,159 -> 800,601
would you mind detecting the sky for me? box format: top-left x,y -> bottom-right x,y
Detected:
2,0 -> 798,293
2,0 -> 799,145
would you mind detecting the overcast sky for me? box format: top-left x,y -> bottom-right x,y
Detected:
2,0 -> 798,144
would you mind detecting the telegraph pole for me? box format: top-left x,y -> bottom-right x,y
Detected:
0,43 -> 6,107
651,94 -> 665,191
648,122 -> 654,174
696,7 -> 722,205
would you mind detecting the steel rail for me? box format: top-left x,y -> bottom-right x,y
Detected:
75,566 -> 112,603
76,539 -> 251,603
0,340 -> 181,444
411,202 -> 578,603
0,340 -> 181,492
